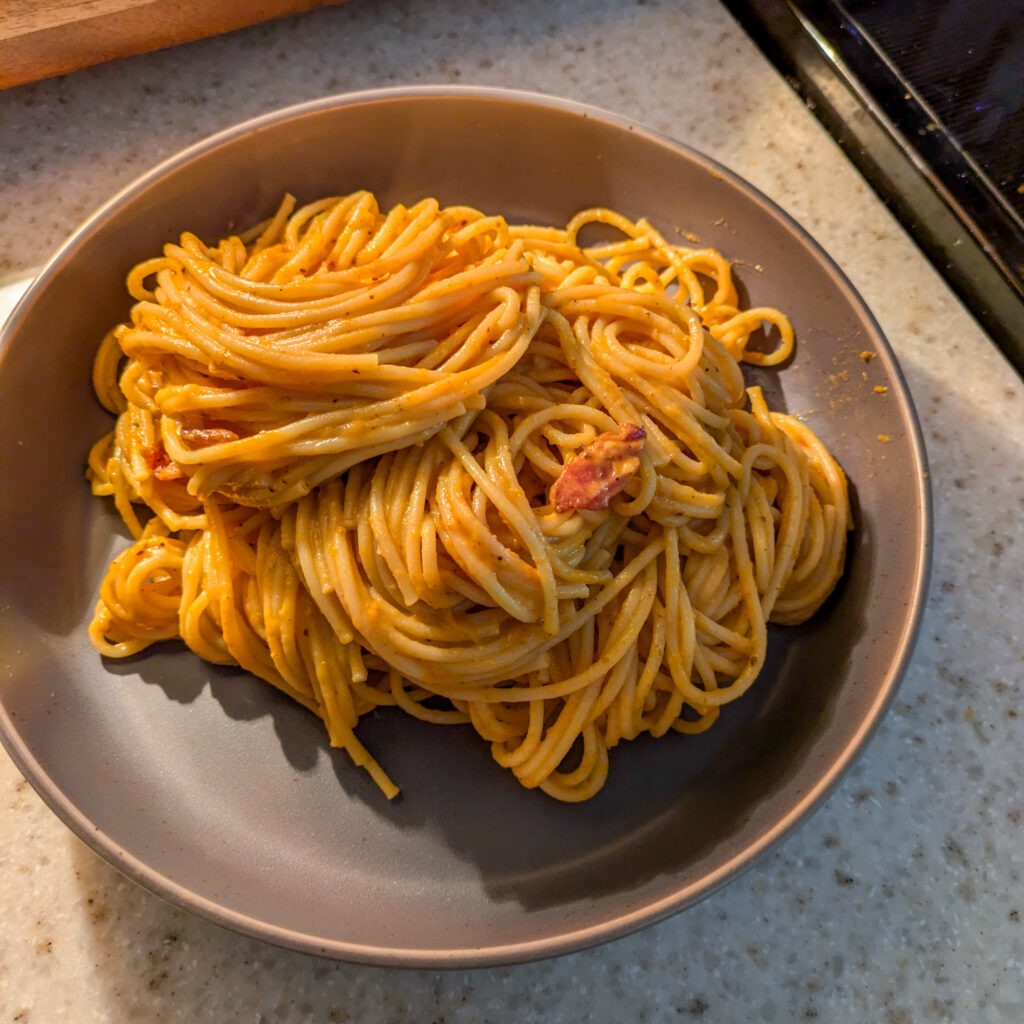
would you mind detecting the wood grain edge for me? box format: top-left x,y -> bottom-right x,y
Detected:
0,0 -> 349,89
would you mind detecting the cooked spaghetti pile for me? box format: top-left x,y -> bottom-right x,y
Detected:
88,191 -> 849,801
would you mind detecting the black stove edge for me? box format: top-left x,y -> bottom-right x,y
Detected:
724,0 -> 1024,378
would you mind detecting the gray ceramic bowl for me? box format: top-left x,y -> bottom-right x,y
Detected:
0,87 -> 930,966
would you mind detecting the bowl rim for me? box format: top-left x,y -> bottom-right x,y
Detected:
0,84 -> 932,967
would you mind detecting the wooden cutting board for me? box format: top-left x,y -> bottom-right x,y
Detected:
0,0 -> 348,89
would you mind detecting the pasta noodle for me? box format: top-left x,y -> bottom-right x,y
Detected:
87,191 -> 849,802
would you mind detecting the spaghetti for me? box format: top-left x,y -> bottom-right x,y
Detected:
88,191 -> 849,802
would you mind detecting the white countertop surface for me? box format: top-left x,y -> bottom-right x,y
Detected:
2,0 -> 1023,1020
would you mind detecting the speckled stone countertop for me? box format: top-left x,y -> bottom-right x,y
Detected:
2,1 -> 1022,1020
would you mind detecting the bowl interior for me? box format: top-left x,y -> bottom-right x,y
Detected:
0,89 -> 928,965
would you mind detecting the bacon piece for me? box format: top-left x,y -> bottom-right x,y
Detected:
180,421 -> 239,447
141,444 -> 182,482
550,423 -> 647,512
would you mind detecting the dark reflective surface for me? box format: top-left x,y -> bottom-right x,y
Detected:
728,0 -> 1024,374
840,0 -> 1024,288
